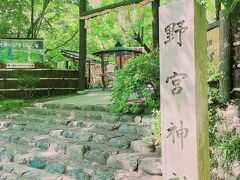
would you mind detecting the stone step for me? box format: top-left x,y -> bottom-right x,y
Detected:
0,161 -> 119,180
0,122 -> 160,178
0,103 -> 161,179
22,106 -> 137,123
0,117 -> 151,140
0,122 -> 158,164
43,103 -> 111,113
0,143 -> 161,180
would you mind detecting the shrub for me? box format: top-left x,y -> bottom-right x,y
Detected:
144,109 -> 161,145
0,61 -> 6,68
15,70 -> 40,99
110,49 -> 160,113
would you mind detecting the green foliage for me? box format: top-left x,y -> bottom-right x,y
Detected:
209,104 -> 240,178
219,0 -> 240,17
0,99 -> 26,112
144,109 -> 161,145
15,70 -> 40,99
207,60 -> 240,178
110,49 -> 160,113
45,49 -> 66,67
207,60 -> 222,105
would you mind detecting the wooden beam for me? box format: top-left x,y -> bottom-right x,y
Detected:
80,0 -> 153,20
79,0 -> 87,91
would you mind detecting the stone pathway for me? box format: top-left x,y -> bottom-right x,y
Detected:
0,91 -> 162,180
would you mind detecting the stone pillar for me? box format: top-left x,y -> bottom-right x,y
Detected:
159,0 -> 210,179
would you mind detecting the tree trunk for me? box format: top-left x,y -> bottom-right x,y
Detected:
219,11 -> 232,102
31,0 -> 34,38
27,0 -> 51,38
152,0 -> 160,49
215,0 -> 221,21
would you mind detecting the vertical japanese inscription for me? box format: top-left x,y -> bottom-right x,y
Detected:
160,0 -> 209,179
164,20 -> 188,46
166,72 -> 189,95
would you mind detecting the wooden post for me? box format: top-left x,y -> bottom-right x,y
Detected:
101,55 -> 106,90
79,0 -> 87,91
88,60 -> 91,88
219,11 -> 232,102
152,0 -> 160,48
159,0 -> 210,179
119,53 -> 123,69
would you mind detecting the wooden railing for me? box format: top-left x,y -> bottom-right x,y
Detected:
0,69 -> 79,98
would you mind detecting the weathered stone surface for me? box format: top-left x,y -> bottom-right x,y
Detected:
35,139 -> 50,150
81,105 -> 93,111
114,170 -> 131,180
15,154 -> 30,164
13,165 -> 32,177
108,137 -> 130,149
63,131 -> 75,138
39,128 -> 50,135
78,133 -> 93,142
101,114 -> 120,122
159,0 -> 209,178
118,125 -> 137,134
92,135 -> 107,144
102,124 -> 120,131
0,122 -> 11,129
131,140 -> 155,155
141,116 -> 153,125
226,177 -> 239,180
8,135 -> 21,143
67,144 -> 85,161
55,143 -> 67,154
137,126 -> 152,136
93,104 -> 109,112
120,115 -> 135,122
27,158 -> 45,169
50,130 -> 64,137
3,165 -> 14,173
84,113 -> 101,120
134,116 -> 142,124
127,176 -> 162,180
139,157 -> 162,175
68,121 -> 82,128
21,171 -> 43,180
46,163 -> 66,174
11,124 -> 25,131
232,164 -> 240,176
107,153 -> 139,171
84,149 -> 109,164
0,134 -> 10,142
67,169 -> 90,180
0,150 -> 14,162
91,172 -> 114,180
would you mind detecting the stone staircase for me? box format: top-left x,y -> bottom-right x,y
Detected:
0,103 -> 162,180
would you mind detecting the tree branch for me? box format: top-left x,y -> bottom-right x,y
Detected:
45,30 -> 79,53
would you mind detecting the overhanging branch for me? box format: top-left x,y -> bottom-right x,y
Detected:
80,0 -> 153,20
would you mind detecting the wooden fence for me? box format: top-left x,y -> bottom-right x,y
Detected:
0,69 -> 79,98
